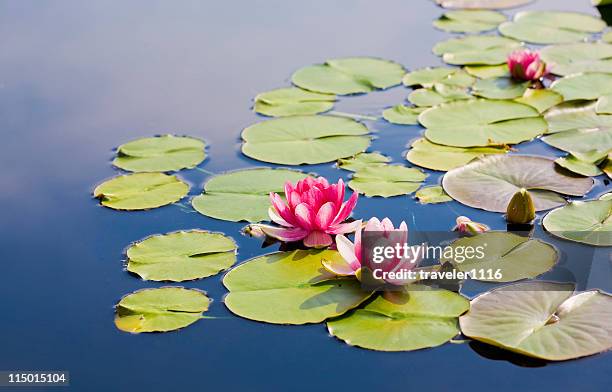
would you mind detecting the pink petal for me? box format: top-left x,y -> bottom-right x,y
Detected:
327,220 -> 362,235
365,217 -> 382,231
331,192 -> 358,225
284,181 -> 295,200
381,217 -> 394,232
268,207 -> 293,227
303,231 -> 333,248
257,225 -> 309,242
289,191 -> 301,211
335,179 -> 345,206
315,202 -> 335,230
270,192 -> 297,226
294,203 -> 314,229
335,234 -> 361,271
354,223 -> 363,262
316,177 -> 329,187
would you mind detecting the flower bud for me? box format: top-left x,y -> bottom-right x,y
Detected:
453,216 -> 490,236
506,188 -> 535,224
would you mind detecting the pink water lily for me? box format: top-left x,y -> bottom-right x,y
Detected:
453,216 -> 490,236
323,217 -> 422,285
507,49 -> 548,81
252,176 -> 360,248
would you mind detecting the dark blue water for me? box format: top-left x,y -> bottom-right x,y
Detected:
1,0 -> 611,391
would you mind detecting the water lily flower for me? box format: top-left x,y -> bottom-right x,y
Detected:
453,216 -> 490,236
323,217 -> 422,285
507,49 -> 547,81
251,177 -> 360,248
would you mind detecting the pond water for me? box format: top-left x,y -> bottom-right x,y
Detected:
1,0 -> 611,390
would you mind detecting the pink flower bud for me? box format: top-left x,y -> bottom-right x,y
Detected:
453,216 -> 490,236
507,49 -> 547,81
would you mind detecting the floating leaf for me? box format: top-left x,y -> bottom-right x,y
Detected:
434,10 -> 506,33
93,173 -> 189,210
337,152 -> 390,172
543,199 -> 612,246
433,36 -> 521,66
551,73 -> 612,101
348,165 -> 427,197
434,0 -> 532,9
514,89 -> 563,113
555,155 -> 604,177
460,281 -> 612,361
253,88 -> 335,117
291,57 -> 404,95
472,77 -> 529,100
416,186 -> 452,204
596,94 -> 612,114
192,168 -> 310,222
241,115 -> 371,165
115,287 -> 210,333
382,105 -> 425,125
419,99 -> 546,147
327,287 -> 469,352
409,84 -> 471,107
406,138 -> 509,171
541,43 -> 612,76
499,11 -> 606,44
126,230 -> 237,282
441,232 -> 557,282
442,155 -> 593,212
604,31 -> 612,43
464,64 -> 509,79
113,135 -> 206,173
600,192 -> 612,201
402,67 -> 475,88
223,250 -> 373,324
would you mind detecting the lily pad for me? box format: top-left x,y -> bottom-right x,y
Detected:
409,84 -> 472,107
600,192 -> 612,201
223,250 -> 373,324
406,138 -> 509,172
551,73 -> 612,102
464,64 -> 509,79
543,199 -> 612,246
460,281 -> 612,361
555,155 -> 604,177
442,155 -> 594,212
514,89 -> 563,113
327,287 -> 469,352
541,43 -> 612,76
113,135 -> 206,173
382,105 -> 424,125
433,35 -> 521,66
126,230 -> 237,282
416,186 -> 452,204
472,77 -> 529,100
241,115 -> 371,165
440,232 -> 558,282
402,67 -> 475,88
115,287 -> 210,333
192,168 -> 310,222
253,87 -> 335,117
348,165 -> 427,197
291,57 -> 405,95
596,94 -> 612,114
604,31 -> 612,43
419,99 -> 546,147
337,152 -> 390,172
434,0 -> 532,9
434,10 -> 506,33
93,173 -> 189,210
499,11 -> 606,44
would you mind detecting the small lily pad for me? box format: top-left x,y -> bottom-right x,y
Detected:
93,173 -> 189,210
113,135 -> 206,173
115,287 -> 210,333
223,250 -> 373,324
551,73 -> 612,102
192,168 -> 310,222
514,89 -> 563,113
442,155 -> 594,212
126,230 -> 237,282
337,152 -> 390,172
291,57 -> 405,95
464,64 -> 509,79
555,155 -> 604,177
541,43 -> 612,76
382,105 -> 425,125
433,35 -> 521,66
460,281 -> 612,361
348,165 -> 427,197
327,287 -> 469,352
434,10 -> 506,33
241,115 -> 371,165
596,94 -> 612,114
406,138 -> 509,172
434,0 -> 532,9
543,199 -> 612,246
253,87 -> 336,117
416,186 -> 452,204
402,67 -> 475,88
472,77 -> 529,100
409,84 -> 472,107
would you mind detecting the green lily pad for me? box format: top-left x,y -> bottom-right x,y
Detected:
600,192 -> 612,201
113,135 -> 206,173
253,87 -> 335,117
541,43 -> 612,76
604,31 -> 612,43
419,99 -> 546,147
464,64 -> 510,79
115,287 -> 210,333
337,152 -> 390,172
551,73 -> 612,102
543,199 -> 612,246
460,281 -> 612,361
327,287 -> 469,352
434,10 -> 506,33
406,138 -> 509,172
514,89 -> 563,114
472,77 -> 529,100
434,0 -> 532,9
402,67 -> 475,88
441,232 -> 557,282
93,173 -> 189,210
291,57 -> 405,95
499,11 -> 606,44
433,36 -> 521,66
192,168 -> 310,222
442,155 -> 594,212
555,155 -> 604,177
126,230 -> 237,282
409,84 -> 472,107
416,186 -> 452,204
223,250 -> 373,324
597,94 -> 612,114
348,165 -> 427,197
241,115 -> 371,165
382,105 -> 425,125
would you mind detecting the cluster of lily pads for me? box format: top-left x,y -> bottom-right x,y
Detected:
94,0 -> 612,362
